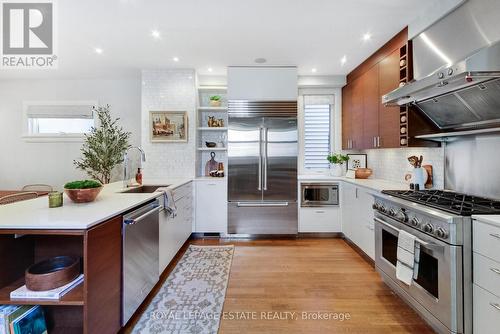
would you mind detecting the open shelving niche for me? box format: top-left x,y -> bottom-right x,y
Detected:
196,86 -> 228,177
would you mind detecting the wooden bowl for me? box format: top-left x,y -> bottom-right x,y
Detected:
64,186 -> 102,203
355,168 -> 373,179
25,256 -> 80,291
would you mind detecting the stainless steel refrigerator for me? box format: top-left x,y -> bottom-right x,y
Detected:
227,101 -> 298,235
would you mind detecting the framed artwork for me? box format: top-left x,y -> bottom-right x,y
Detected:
347,154 -> 367,170
150,111 -> 188,142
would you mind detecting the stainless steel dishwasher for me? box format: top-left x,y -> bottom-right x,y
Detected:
122,198 -> 161,326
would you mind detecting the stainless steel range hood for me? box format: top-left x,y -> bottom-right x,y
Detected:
382,0 -> 500,131
383,42 -> 500,130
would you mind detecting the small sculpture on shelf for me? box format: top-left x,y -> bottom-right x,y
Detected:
207,116 -> 225,128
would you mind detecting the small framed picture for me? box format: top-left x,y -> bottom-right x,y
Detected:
347,154 -> 367,170
150,111 -> 188,142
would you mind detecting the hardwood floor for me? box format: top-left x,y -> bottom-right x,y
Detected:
124,238 -> 435,334
192,238 -> 435,334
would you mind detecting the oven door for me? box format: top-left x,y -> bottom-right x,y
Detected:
301,183 -> 338,207
374,213 -> 463,333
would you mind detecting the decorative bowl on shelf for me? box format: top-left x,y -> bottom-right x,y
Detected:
25,256 -> 81,291
355,168 -> 373,179
64,180 -> 103,203
205,141 -> 217,148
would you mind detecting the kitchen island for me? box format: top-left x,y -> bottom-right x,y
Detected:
0,179 -> 192,334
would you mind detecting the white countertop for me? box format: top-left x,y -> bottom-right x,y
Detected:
472,215 -> 500,228
0,178 -> 192,230
298,174 -> 408,192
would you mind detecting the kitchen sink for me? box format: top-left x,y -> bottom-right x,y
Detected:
120,185 -> 170,194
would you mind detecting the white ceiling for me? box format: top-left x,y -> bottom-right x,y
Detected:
0,0 -> 441,79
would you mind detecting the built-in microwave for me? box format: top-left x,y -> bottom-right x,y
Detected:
300,183 -> 339,207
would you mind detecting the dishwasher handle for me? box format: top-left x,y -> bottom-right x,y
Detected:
124,204 -> 160,225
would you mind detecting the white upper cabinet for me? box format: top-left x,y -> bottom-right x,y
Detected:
227,66 -> 298,101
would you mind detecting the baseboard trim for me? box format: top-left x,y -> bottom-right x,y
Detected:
342,236 -> 375,268
297,232 -> 343,238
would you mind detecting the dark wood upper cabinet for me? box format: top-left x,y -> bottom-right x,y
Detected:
342,27 -> 439,149
378,49 -> 401,148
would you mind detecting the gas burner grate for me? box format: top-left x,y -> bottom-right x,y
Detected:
381,190 -> 500,216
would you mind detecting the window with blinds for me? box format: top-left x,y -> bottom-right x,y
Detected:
303,95 -> 333,170
24,102 -> 96,136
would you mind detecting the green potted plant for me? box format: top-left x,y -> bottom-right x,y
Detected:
326,153 -> 349,177
64,180 -> 103,203
74,105 -> 131,184
209,95 -> 222,107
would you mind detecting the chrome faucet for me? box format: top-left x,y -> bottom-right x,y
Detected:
123,146 -> 146,187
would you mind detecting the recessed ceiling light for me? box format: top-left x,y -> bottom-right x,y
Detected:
311,68 -> 317,73
341,55 -> 347,66
207,67 -> 213,72
151,30 -> 161,39
363,33 -> 372,41
173,57 -> 179,62
255,58 -> 267,64
94,48 -> 103,54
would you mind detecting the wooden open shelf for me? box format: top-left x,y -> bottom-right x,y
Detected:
0,277 -> 84,306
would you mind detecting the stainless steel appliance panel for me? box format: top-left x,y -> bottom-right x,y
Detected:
301,183 -> 339,207
228,201 -> 298,234
122,200 -> 160,326
374,214 -> 463,333
262,117 -> 297,201
228,116 -> 264,201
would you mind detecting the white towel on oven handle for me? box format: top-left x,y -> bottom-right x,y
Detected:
396,230 -> 418,286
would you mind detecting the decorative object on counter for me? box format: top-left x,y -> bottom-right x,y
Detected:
150,111 -> 188,142
48,191 -> 63,208
423,165 -> 433,189
327,153 -> 349,177
64,180 -> 103,203
205,141 -> 217,148
207,116 -> 225,127
407,155 -> 427,189
132,245 -> 234,334
209,162 -> 225,177
25,256 -> 80,291
345,170 -> 356,179
355,168 -> 373,179
204,152 -> 219,176
135,168 -> 143,185
209,95 -> 222,107
74,105 -> 131,184
346,153 -> 367,170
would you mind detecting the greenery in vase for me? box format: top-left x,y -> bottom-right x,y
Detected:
210,95 -> 221,101
64,180 -> 102,189
74,105 -> 131,184
327,153 -> 349,165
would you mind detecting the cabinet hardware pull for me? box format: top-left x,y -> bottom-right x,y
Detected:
315,210 -> 325,214
490,303 -> 500,311
373,137 -> 377,148
377,136 -> 380,147
490,268 -> 500,275
490,233 -> 500,240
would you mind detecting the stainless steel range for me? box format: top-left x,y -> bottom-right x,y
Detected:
373,190 -> 500,334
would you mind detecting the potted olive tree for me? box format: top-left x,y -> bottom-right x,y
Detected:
327,153 -> 349,177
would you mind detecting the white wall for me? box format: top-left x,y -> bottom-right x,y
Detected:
141,69 -> 197,179
0,77 -> 141,189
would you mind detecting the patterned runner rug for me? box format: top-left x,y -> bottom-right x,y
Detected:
132,245 -> 234,334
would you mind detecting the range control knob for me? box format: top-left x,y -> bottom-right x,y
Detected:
389,208 -> 397,216
372,202 -> 380,210
379,205 -> 387,213
438,72 -> 445,79
436,227 -> 448,239
423,223 -> 434,233
411,217 -> 420,227
448,68 -> 454,76
396,210 -> 408,223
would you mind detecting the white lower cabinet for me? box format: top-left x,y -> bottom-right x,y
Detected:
159,182 -> 193,274
341,182 -> 375,259
299,207 -> 341,232
473,284 -> 500,334
195,179 -> 227,233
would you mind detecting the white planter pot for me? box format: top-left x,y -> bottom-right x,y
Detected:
330,164 -> 344,177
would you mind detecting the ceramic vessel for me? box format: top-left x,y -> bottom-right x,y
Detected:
330,163 -> 344,177
355,168 -> 373,179
412,167 -> 427,189
64,186 -> 102,203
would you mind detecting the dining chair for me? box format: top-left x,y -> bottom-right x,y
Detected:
22,184 -> 53,192
0,192 -> 39,205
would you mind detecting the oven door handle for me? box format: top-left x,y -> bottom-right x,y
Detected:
374,217 -> 442,250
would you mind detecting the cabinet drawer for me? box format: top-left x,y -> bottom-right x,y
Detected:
473,220 -> 500,262
299,207 -> 340,232
474,284 -> 500,334
173,182 -> 192,201
474,252 -> 500,298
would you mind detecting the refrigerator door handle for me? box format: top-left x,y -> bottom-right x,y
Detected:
263,127 -> 268,191
258,127 -> 263,191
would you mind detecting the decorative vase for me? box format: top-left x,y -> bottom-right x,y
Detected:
210,100 -> 222,107
330,163 -> 344,177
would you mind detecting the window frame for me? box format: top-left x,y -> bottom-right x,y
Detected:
22,100 -> 98,142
